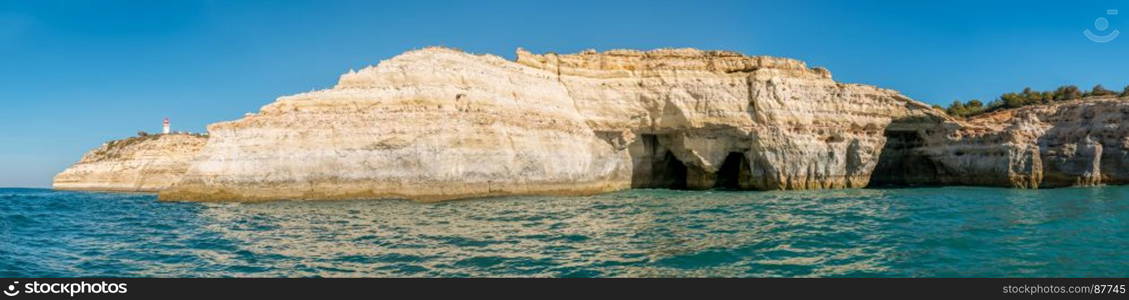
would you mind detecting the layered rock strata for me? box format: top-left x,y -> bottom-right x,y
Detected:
53,47 -> 1129,201
877,98 -> 1129,188
157,47 -> 947,202
53,133 -> 208,192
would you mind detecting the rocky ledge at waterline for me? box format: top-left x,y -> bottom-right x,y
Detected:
892,97 -> 1129,188
52,47 -> 1129,202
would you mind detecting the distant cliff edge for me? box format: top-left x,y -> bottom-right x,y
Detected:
53,133 -> 207,192
52,47 -> 1129,201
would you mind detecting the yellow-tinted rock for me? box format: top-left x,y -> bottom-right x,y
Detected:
53,134 -> 208,192
914,98 -> 1129,188
58,47 -> 1129,201
157,47 -> 947,202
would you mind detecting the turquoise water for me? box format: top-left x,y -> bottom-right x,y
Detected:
1,187 -> 1127,277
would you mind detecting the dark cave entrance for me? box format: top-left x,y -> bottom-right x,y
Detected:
654,151 -> 688,189
714,152 -> 749,190
869,128 -> 939,187
631,134 -> 688,189
630,134 -> 752,190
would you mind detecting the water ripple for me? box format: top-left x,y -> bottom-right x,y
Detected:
1,186 -> 1128,277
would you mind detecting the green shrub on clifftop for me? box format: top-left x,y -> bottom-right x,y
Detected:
942,84 -> 1128,118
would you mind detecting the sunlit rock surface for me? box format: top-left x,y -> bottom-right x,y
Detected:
158,47 -> 947,202
55,47 -> 1129,201
53,134 -> 208,192
904,98 -> 1129,188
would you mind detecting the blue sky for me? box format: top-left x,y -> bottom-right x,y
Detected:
2,0 -> 1127,187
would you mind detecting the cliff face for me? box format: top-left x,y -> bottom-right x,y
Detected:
514,48 -> 949,190
160,49 -> 628,201
53,134 -> 208,192
157,47 -> 948,202
55,47 -> 1129,202
888,98 -> 1129,188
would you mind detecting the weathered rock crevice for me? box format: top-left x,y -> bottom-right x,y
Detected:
870,98 -> 1129,189
714,152 -> 752,189
869,126 -> 941,187
627,132 -> 754,190
629,134 -> 688,189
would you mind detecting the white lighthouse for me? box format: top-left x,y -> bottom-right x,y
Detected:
162,117 -> 170,134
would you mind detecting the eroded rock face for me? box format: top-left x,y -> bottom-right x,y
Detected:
157,47 -> 948,202
515,48 -> 948,190
59,47 -> 1129,201
160,49 -> 631,202
53,134 -> 208,192
904,98 -> 1129,188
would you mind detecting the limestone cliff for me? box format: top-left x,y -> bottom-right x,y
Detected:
56,47 -> 1129,201
157,47 -> 948,202
515,48 -> 947,190
53,134 -> 208,192
880,97 -> 1129,188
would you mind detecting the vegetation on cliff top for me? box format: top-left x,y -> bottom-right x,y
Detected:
934,84 -> 1129,118
87,132 -> 208,161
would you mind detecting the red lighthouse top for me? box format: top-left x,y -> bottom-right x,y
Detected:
163,118 -> 169,125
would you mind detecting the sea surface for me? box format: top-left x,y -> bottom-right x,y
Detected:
1,187 -> 1127,277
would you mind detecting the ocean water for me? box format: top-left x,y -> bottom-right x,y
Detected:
1,187 -> 1127,277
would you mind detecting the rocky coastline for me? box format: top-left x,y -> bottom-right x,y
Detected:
52,47 -> 1129,202
53,133 -> 208,192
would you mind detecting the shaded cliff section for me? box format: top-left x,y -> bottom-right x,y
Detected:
53,133 -> 208,192
868,97 -> 1129,189
626,132 -> 756,190
517,47 -> 951,193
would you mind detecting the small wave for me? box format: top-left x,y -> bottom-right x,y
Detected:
2,187 -> 1129,277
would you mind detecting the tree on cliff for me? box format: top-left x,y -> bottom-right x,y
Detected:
1090,84 -> 1117,97
1054,85 -> 1082,101
946,99 -> 987,117
1021,87 -> 1041,104
1002,93 -> 1026,108
943,84 -> 1127,119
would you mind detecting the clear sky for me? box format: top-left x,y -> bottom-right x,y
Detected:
2,0 -> 1127,187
